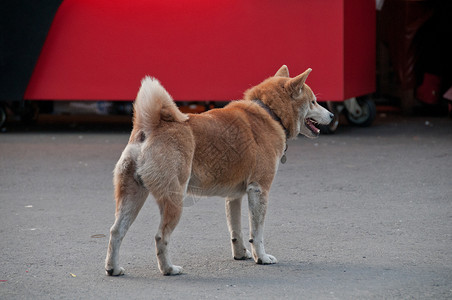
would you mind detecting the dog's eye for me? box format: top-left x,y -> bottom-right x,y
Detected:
311,101 -> 315,105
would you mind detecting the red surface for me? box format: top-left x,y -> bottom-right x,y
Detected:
25,0 -> 375,102
344,0 -> 376,99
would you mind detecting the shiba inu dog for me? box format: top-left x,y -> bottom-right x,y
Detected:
105,65 -> 333,276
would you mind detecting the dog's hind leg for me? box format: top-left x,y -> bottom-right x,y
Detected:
247,183 -> 277,264
225,197 -> 252,260
155,192 -> 184,275
105,146 -> 149,276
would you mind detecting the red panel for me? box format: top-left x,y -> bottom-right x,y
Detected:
25,0 -> 373,102
343,0 -> 376,99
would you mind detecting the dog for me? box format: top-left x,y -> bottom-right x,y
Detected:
105,65 -> 334,276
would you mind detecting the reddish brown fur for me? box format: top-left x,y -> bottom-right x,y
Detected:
244,69 -> 313,139
105,66 -> 333,276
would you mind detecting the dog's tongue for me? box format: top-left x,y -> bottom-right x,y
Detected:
306,119 -> 320,134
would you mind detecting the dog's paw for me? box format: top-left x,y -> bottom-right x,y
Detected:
256,254 -> 278,265
234,249 -> 252,260
106,267 -> 125,276
162,265 -> 183,276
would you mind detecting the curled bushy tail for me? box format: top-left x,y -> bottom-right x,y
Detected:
133,77 -> 188,132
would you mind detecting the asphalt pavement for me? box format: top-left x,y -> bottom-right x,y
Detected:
1,114 -> 451,299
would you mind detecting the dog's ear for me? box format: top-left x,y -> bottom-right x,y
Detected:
285,68 -> 312,99
274,65 -> 290,77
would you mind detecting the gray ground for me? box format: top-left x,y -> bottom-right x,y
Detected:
1,114 -> 451,299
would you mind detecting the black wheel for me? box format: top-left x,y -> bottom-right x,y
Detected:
0,103 -> 7,128
20,101 -> 39,124
344,97 -> 376,127
319,101 -> 339,134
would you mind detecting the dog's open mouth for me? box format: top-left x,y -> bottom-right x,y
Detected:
305,118 -> 320,135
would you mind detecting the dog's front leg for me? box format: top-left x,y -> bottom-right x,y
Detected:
247,183 -> 277,264
225,197 -> 252,260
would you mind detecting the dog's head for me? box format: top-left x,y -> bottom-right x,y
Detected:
244,65 -> 333,139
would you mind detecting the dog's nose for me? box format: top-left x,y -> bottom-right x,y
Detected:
329,113 -> 334,119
